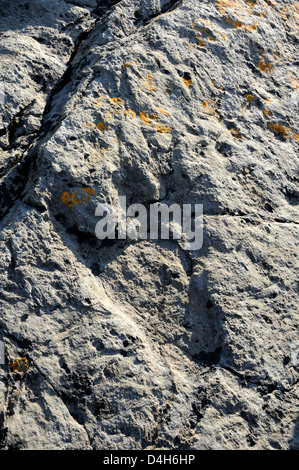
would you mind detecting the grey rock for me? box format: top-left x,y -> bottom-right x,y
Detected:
0,0 -> 298,450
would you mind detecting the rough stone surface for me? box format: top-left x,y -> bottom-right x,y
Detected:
0,0 -> 298,450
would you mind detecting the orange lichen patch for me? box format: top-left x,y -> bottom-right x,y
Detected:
96,96 -> 129,124
140,111 -> 172,133
82,123 -> 95,129
241,94 -> 255,110
156,107 -> 170,116
216,0 -> 259,31
61,191 -> 73,208
155,123 -> 173,133
87,94 -> 173,137
124,61 -> 139,68
212,82 -> 225,91
61,188 -> 96,210
144,73 -> 156,91
258,51 -> 274,73
271,50 -> 282,65
196,25 -> 216,38
82,187 -> 96,198
106,110 -> 114,121
291,73 -> 299,89
280,3 -> 299,28
216,0 -> 238,16
10,358 -> 29,373
109,97 -> 125,107
230,128 -> 243,140
201,100 -> 221,122
140,111 -> 157,127
258,60 -> 274,73
263,109 -> 272,118
244,0 -> 257,6
269,122 -> 291,138
270,122 -> 292,137
202,100 -> 214,114
263,109 -> 273,118
96,122 -> 109,132
96,96 -> 106,107
242,22 -> 258,30
194,17 -> 212,26
281,6 -> 288,21
195,35 -> 206,47
226,17 -> 242,27
124,109 -> 136,119
181,77 -> 192,89
226,14 -> 258,30
268,123 -> 299,141
193,23 -> 217,45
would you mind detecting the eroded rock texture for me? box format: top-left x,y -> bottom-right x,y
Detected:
0,0 -> 298,450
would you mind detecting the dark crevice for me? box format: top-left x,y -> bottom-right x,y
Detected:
93,0 -> 123,17
220,364 -> 299,395
135,0 -> 183,27
0,99 -> 37,153
0,3 -> 120,226
0,149 -> 37,223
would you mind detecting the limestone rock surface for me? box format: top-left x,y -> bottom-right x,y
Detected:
0,0 -> 298,450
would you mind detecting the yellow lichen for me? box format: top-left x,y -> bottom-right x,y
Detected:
181,78 -> 192,89
269,122 -> 291,138
144,73 -> 156,91
155,123 -> 173,133
124,61 -> 139,68
82,123 -> 95,129
202,100 -> 214,114
291,73 -> 299,89
61,188 -> 96,210
86,94 -> 173,138
10,358 -> 29,373
216,0 -> 259,31
156,107 -> 170,116
193,23 -> 217,46
230,128 -> 243,140
139,111 -> 172,133
195,35 -> 206,47
124,109 -> 136,119
106,110 -> 114,121
263,109 -> 272,118
97,122 -> 109,132
109,97 -> 125,107
140,111 -> 157,127
201,100 -> 221,121
96,96 -> 106,107
258,51 -> 274,73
